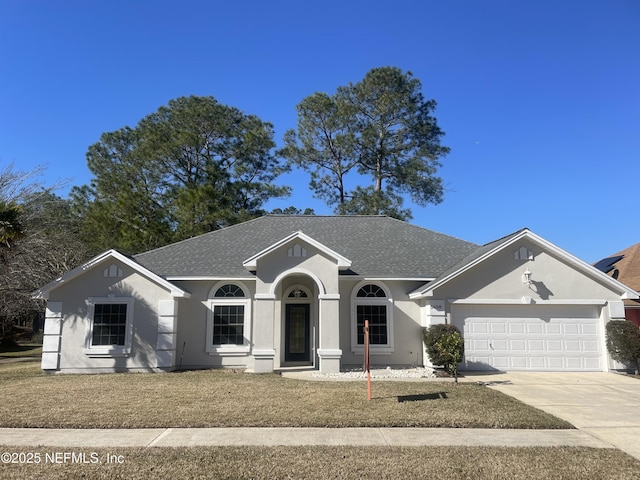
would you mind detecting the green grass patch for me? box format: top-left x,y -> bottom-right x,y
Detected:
0,362 -> 571,429
1,446 -> 639,479
0,343 -> 42,358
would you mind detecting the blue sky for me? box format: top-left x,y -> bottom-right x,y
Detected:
1,0 -> 638,262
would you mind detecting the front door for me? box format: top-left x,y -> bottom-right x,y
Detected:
285,304 -> 310,362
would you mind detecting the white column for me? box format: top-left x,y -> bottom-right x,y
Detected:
422,300 -> 446,368
41,302 -> 63,371
156,300 -> 178,370
252,294 -> 276,373
317,294 -> 342,373
605,300 -> 627,372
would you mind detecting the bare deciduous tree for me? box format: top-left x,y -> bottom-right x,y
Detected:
0,163 -> 88,343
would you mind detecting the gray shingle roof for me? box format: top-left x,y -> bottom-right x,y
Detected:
134,215 -> 479,278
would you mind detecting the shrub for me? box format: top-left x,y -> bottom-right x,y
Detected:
605,320 -> 640,375
423,324 -> 464,382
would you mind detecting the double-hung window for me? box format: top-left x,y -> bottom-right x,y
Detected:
206,282 -> 251,355
84,296 -> 134,357
351,282 -> 394,354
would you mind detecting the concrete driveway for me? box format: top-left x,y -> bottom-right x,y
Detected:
462,372 -> 640,461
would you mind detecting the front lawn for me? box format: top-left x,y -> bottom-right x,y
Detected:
0,361 -> 570,429
1,446 -> 640,479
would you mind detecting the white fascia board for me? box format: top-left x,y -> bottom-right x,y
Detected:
409,289 -> 433,299
360,277 -> 436,282
166,276 -> 256,282
32,249 -> 190,300
242,230 -> 352,270
448,298 -> 608,306
339,276 -> 435,283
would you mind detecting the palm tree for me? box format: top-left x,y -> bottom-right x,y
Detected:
0,200 -> 24,253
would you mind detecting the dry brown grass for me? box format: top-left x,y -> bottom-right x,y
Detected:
0,361 -> 570,429
1,446 -> 640,479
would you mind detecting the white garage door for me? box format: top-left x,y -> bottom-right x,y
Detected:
451,304 -> 603,371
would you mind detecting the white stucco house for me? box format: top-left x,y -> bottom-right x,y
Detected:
33,215 -> 638,374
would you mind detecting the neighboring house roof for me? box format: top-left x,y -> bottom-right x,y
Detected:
32,249 -> 191,300
410,228 -> 639,299
134,215 -> 479,279
594,242 -> 640,306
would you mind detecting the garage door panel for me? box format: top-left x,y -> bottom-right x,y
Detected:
509,323 -> 525,334
584,358 -> 601,369
527,340 -> 544,351
583,341 -> 599,352
471,339 -> 490,351
566,340 -> 582,351
582,324 -> 598,335
563,324 -> 580,335
547,340 -> 562,352
472,323 -> 488,334
492,339 -> 508,350
491,323 -> 507,334
547,357 -> 564,369
529,357 -> 545,368
546,324 -> 562,334
492,356 -> 509,368
566,357 -> 582,369
452,305 -> 603,372
527,323 -> 543,334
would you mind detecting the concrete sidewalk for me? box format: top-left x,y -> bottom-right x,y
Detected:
0,427 -> 611,449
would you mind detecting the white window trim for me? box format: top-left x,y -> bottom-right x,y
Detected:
83,296 -> 134,357
206,281 -> 252,355
350,281 -> 394,355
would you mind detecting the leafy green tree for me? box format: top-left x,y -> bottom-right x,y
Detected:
270,207 -> 315,215
280,92 -> 358,210
606,320 -> 640,375
281,67 -> 449,219
73,96 -> 290,254
0,201 -> 24,253
72,126 -> 173,254
338,186 -> 410,220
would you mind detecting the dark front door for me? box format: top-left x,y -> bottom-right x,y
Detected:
285,304 -> 310,362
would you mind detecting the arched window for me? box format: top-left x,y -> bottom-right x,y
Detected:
214,284 -> 245,298
206,282 -> 251,354
284,284 -> 311,300
351,282 -> 394,354
288,288 -> 308,299
357,284 -> 386,298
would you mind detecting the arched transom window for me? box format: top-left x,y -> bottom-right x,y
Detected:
351,282 -> 394,354
214,284 -> 245,298
288,288 -> 308,298
207,282 -> 251,354
357,284 -> 386,298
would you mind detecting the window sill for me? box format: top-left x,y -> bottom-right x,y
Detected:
83,347 -> 131,358
207,346 -> 250,356
351,347 -> 394,356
